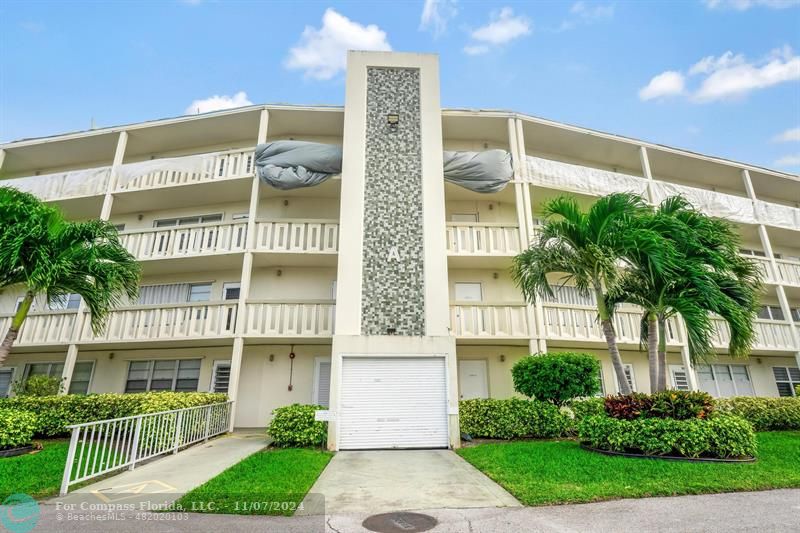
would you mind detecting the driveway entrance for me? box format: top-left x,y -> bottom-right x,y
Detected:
299,449 -> 520,515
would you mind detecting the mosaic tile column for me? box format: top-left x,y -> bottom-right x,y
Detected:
360,67 -> 425,336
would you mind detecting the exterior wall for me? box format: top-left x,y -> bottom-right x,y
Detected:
248,267 -> 336,300
448,269 -> 522,302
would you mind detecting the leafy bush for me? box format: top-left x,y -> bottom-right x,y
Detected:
605,391 -> 714,420
715,397 -> 800,431
267,404 -> 327,448
511,353 -> 601,405
0,392 -> 227,437
459,398 -> 569,439
578,414 -> 756,458
565,397 -> 605,423
11,375 -> 63,397
0,409 -> 38,449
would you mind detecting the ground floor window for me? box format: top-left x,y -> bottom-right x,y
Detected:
210,361 -> 231,393
125,359 -> 201,393
772,366 -> 800,397
0,368 -> 14,397
669,365 -> 691,391
697,364 -> 754,397
24,361 -> 94,394
606,364 -> 636,393
313,357 -> 331,408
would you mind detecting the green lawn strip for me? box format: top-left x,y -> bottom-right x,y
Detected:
0,440 -> 70,500
457,431 -> 800,506
173,448 -> 333,516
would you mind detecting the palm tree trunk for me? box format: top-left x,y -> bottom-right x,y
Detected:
657,316 -> 668,392
0,291 -> 33,365
596,289 -> 632,395
647,313 -> 658,393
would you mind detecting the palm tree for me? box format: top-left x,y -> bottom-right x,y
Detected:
608,196 -> 762,392
512,193 -> 673,394
0,187 -> 141,363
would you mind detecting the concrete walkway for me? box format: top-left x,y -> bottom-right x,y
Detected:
52,430 -> 266,507
32,489 -> 800,532
299,450 -> 520,515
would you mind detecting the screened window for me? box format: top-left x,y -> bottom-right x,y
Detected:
772,367 -> 800,397
314,357 -> 331,408
697,364 -> 754,397
0,369 -> 14,397
757,306 -> 785,321
669,365 -> 691,391
154,214 -> 223,228
739,249 -> 766,257
25,361 -> 93,394
125,359 -> 201,393
211,361 -> 231,393
48,293 -> 81,310
188,283 -> 212,302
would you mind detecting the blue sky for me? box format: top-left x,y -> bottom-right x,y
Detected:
2,0 -> 799,172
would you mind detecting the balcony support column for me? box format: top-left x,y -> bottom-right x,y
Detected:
675,318 -> 699,391
0,148 -> 5,171
59,344 -> 80,395
100,131 -> 128,221
639,146 -> 655,204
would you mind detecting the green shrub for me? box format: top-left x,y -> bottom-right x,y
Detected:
578,414 -> 755,458
0,409 -> 38,449
604,391 -> 714,420
714,397 -> 800,431
566,398 -> 606,422
11,375 -> 63,397
459,398 -> 569,439
511,353 -> 600,405
267,404 -> 327,448
0,392 -> 227,437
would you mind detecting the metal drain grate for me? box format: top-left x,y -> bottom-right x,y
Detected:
362,512 -> 438,533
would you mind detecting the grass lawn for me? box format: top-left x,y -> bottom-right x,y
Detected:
0,440 -> 70,500
174,447 -> 332,516
457,431 -> 800,506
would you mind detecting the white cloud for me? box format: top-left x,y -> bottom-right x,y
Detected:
184,91 -> 252,115
692,46 -> 800,102
688,51 -> 746,75
420,0 -> 458,37
463,45 -> 490,56
703,0 -> 799,10
285,8 -> 391,80
556,2 -> 614,31
773,127 -> 800,142
470,7 -> 530,45
638,71 -> 686,101
774,153 -> 800,167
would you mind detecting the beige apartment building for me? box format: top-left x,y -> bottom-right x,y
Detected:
0,52 -> 798,450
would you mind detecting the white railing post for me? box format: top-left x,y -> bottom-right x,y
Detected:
204,406 -> 213,442
59,427 -> 81,496
173,411 -> 184,454
128,417 -> 143,471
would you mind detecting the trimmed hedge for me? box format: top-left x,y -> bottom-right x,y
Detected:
267,404 -> 327,448
512,353 -> 601,405
578,414 -> 756,458
715,397 -> 800,431
459,398 -> 569,439
0,392 -> 227,437
0,409 -> 37,449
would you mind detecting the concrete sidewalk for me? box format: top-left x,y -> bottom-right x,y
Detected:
51,430 -> 266,507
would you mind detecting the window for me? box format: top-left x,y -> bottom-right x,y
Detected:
454,282 -> 482,302
154,214 -> 223,228
612,364 -> 636,392
0,369 -> 14,397
451,213 -> 478,222
231,213 -> 249,221
125,359 -> 201,393
48,293 -> 81,311
222,283 -> 240,330
24,361 -> 94,394
669,365 -> 691,391
211,361 -> 231,393
188,283 -> 212,302
596,368 -> 606,396
113,224 -> 126,232
758,306 -> 785,321
791,308 -> 800,323
739,248 -> 766,257
697,364 -> 754,397
313,357 -> 331,408
772,367 -> 800,397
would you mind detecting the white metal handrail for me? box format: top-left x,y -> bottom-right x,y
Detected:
119,221 -> 248,260
446,223 -> 520,255
255,220 -> 339,253
450,304 -> 530,337
60,401 -> 233,495
775,258 -> 800,286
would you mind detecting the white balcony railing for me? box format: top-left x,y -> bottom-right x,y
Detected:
450,304 -> 530,337
541,304 -> 682,345
711,319 -> 796,351
119,221 -> 248,260
746,255 -> 776,284
255,220 -> 339,253
115,149 -> 254,192
4,167 -> 110,202
446,223 -> 520,255
80,302 -> 237,342
0,311 -> 79,346
243,301 -> 335,337
775,259 -> 800,286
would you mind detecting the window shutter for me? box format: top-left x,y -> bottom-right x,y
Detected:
212,362 -> 231,393
0,370 -> 12,397
624,364 -> 636,391
317,361 -> 331,408
670,366 -> 690,391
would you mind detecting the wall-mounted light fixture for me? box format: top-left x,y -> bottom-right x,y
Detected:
276,269 -> 283,277
493,272 -> 499,280
500,354 -> 506,362
283,199 -> 289,206
269,353 -> 275,362
108,352 -> 115,360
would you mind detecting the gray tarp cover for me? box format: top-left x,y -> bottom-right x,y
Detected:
255,141 -> 512,193
254,141 -> 343,190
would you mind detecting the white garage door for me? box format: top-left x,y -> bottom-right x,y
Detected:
339,357 -> 449,450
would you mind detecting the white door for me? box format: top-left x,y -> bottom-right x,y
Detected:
458,360 -> 488,400
338,357 -> 449,450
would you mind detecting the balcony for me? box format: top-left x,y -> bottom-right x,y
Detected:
747,255 -> 776,284
243,300 -> 335,338
446,223 -> 521,268
79,302 -> 237,344
450,303 -> 530,341
775,259 -> 800,286
711,319 -> 797,352
540,304 -> 683,346
120,221 -> 248,260
253,220 -> 339,266
0,311 -> 79,348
